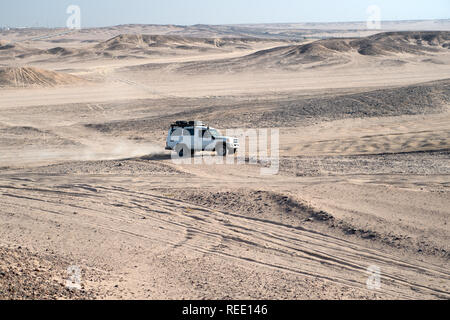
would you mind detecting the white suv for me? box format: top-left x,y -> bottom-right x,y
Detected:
165,121 -> 239,157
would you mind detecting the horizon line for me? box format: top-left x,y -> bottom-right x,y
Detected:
1,18 -> 450,30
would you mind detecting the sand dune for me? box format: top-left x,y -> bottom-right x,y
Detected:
0,42 -> 29,55
0,40 -> 10,48
128,31 -> 449,73
352,31 -> 450,55
97,34 -> 281,50
0,34 -> 291,65
0,66 -> 84,87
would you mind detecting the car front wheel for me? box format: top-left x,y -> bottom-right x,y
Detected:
216,143 -> 227,157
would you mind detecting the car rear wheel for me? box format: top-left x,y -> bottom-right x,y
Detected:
175,144 -> 190,158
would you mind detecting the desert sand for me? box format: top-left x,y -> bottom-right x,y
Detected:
0,22 -> 449,299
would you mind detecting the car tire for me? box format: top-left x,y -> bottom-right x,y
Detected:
216,143 -> 227,157
175,144 -> 190,158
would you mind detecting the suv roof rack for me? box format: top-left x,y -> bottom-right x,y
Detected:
171,121 -> 204,128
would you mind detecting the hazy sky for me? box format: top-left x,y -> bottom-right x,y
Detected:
0,0 -> 449,28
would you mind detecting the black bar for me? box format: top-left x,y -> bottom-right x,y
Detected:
0,300 -> 446,319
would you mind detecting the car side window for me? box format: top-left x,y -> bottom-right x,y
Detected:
203,130 -> 212,139
171,128 -> 182,137
183,128 -> 194,136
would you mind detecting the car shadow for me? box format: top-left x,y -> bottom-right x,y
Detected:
139,153 -> 173,161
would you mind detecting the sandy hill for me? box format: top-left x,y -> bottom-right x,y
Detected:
0,34 -> 287,62
96,34 -> 206,50
0,38 -> 92,59
96,34 -> 284,51
247,31 -> 449,62
0,67 -> 84,87
46,46 -> 80,56
0,41 -> 19,51
137,31 -> 449,73
351,31 -> 450,55
0,42 -> 46,59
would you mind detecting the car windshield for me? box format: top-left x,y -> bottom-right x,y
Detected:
208,128 -> 221,137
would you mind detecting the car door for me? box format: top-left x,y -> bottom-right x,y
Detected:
169,127 -> 183,148
202,129 -> 214,151
182,127 -> 195,150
